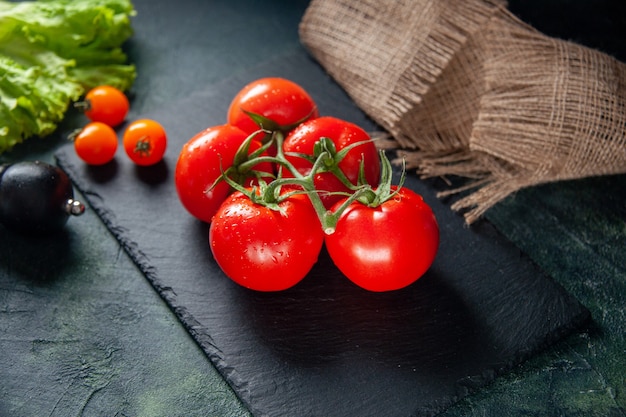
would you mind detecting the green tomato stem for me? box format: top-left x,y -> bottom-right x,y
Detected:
223,127 -> 407,236
270,132 -> 340,233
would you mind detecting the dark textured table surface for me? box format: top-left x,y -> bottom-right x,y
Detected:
1,1 -> 625,416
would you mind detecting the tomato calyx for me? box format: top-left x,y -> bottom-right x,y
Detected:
315,136 -> 375,190
243,107 -> 318,138
67,128 -> 83,142
133,136 -> 152,157
319,149 -> 406,232
353,150 -> 406,207
73,99 -> 93,112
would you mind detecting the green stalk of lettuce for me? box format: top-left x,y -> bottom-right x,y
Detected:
0,0 -> 137,153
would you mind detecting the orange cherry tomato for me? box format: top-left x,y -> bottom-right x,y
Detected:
122,119 -> 167,166
81,85 -> 130,127
73,122 -> 118,165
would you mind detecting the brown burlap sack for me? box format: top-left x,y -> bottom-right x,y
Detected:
299,0 -> 626,224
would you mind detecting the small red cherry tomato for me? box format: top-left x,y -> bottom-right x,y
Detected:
123,119 -> 167,166
73,121 -> 118,165
175,124 -> 274,223
81,85 -> 129,127
227,77 -> 319,134
209,189 -> 324,291
325,186 -> 439,292
283,116 -> 381,209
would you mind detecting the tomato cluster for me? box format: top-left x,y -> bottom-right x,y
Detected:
175,77 -> 440,292
72,85 -> 167,166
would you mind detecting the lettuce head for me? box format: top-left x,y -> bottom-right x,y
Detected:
0,0 -> 137,153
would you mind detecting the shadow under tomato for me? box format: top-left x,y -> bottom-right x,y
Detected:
133,159 -> 169,185
85,159 -> 119,183
237,246 -> 491,373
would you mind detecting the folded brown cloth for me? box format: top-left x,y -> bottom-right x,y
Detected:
299,0 -> 626,223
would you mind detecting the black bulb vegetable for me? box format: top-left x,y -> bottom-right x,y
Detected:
0,161 -> 85,234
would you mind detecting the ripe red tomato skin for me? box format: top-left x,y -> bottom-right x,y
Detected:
325,187 -> 439,292
209,190 -> 324,292
174,125 -> 272,223
283,116 -> 381,209
227,77 -> 319,135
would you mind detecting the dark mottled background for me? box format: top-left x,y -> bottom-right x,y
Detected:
1,0 -> 624,416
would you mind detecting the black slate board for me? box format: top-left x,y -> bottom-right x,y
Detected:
55,50 -> 590,417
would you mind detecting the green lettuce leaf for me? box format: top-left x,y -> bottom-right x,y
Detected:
0,0 -> 136,153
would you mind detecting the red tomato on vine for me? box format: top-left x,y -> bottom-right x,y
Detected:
325,186 -> 439,292
227,77 -> 319,135
175,124 -> 274,223
209,189 -> 324,291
